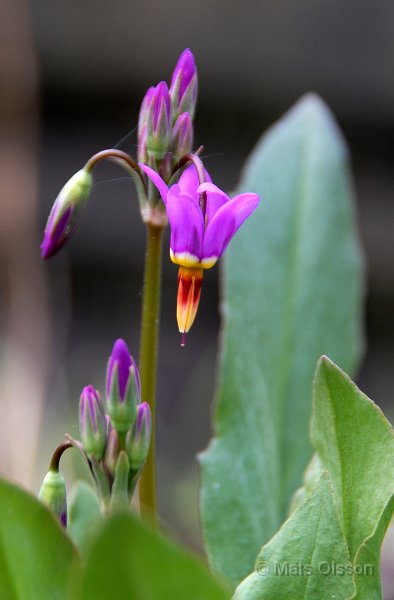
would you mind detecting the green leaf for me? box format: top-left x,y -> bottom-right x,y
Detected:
78,512 -> 231,600
233,473 -> 356,600
234,358 -> 394,599
311,356 -> 394,598
200,94 -> 364,583
67,481 -> 102,555
0,477 -> 81,600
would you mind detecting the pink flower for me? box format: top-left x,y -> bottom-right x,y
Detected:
139,163 -> 260,337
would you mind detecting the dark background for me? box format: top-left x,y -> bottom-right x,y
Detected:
0,0 -> 393,593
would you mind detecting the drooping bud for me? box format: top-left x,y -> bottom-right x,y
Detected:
106,339 -> 140,433
143,82 -> 172,160
176,266 -> 203,343
79,385 -> 107,460
126,402 -> 151,471
171,112 -> 193,159
170,49 -> 198,120
38,469 -> 68,527
40,168 -> 92,259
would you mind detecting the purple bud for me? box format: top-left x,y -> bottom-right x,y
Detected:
126,402 -> 151,470
106,339 -> 140,399
137,124 -> 148,164
79,385 -> 107,460
144,82 -> 172,160
171,112 -> 193,158
138,86 -> 155,136
41,168 -> 92,259
106,339 -> 140,433
170,49 -> 198,120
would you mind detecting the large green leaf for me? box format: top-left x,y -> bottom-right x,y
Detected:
200,94 -> 364,583
311,356 -> 394,598
0,478 -> 81,600
78,512 -> 231,600
234,357 -> 394,599
233,473 -> 355,600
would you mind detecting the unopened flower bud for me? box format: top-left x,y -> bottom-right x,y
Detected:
106,339 -> 140,433
138,87 -> 155,136
126,402 -> 151,470
137,124 -> 149,164
79,385 -> 107,460
171,112 -> 193,159
38,469 -> 67,527
170,49 -> 198,120
141,82 -> 172,161
104,423 -> 119,476
41,168 -> 92,259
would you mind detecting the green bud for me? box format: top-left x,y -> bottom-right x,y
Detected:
38,469 -> 67,527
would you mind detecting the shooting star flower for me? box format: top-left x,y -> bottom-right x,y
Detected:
139,163 -> 259,342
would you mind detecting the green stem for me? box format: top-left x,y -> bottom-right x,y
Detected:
49,441 -> 72,472
138,223 -> 164,524
85,149 -> 148,208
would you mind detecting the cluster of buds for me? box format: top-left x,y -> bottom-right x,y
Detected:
39,339 -> 151,524
137,48 -> 197,183
77,339 -> 151,513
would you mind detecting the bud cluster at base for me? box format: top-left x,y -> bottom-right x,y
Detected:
71,339 -> 152,513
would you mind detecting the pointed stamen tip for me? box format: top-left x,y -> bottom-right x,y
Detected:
180,331 -> 187,347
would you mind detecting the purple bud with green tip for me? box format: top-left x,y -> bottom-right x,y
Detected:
171,112 -> 193,159
126,402 -> 151,470
38,469 -> 67,527
41,168 -> 92,258
106,339 -> 140,433
79,385 -> 107,460
140,82 -> 172,160
170,49 -> 198,120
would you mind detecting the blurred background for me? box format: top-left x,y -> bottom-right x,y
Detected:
0,0 -> 393,593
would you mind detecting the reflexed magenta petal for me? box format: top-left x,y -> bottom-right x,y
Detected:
202,193 -> 259,261
197,182 -> 229,224
167,189 -> 204,259
178,164 -> 211,200
139,164 -> 169,204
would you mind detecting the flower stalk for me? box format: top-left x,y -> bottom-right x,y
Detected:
138,223 -> 164,524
